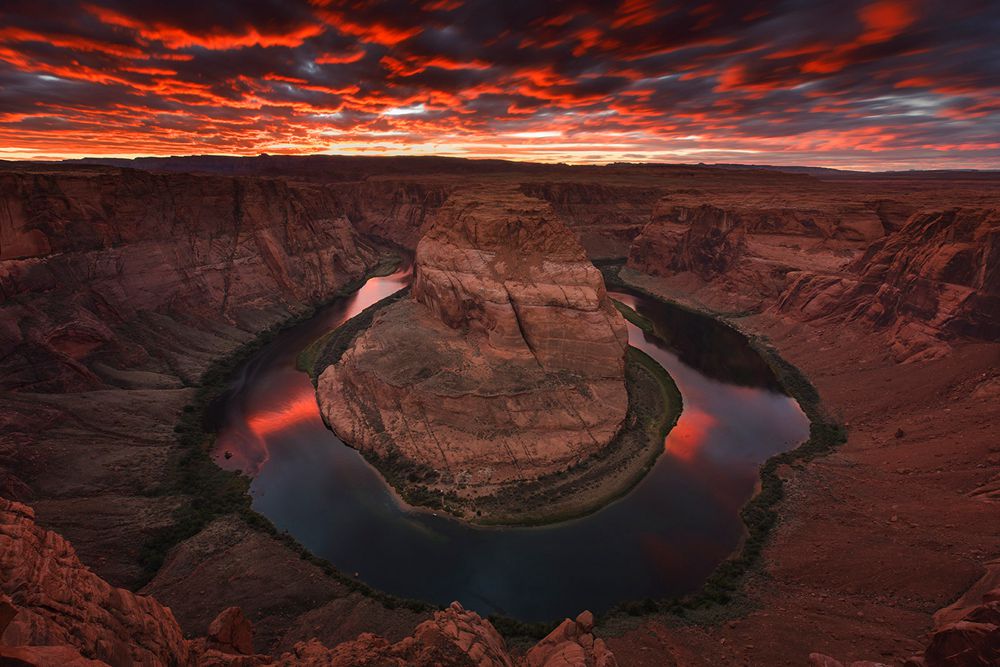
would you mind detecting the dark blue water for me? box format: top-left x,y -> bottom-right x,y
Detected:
211,268 -> 808,622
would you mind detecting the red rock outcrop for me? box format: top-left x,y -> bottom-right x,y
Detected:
269,602 -> 514,667
524,611 -> 617,667
207,607 -> 256,656
777,208 -> 1000,360
0,498 -> 191,666
317,187 -> 628,500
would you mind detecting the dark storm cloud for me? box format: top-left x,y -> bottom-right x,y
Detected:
0,0 -> 997,167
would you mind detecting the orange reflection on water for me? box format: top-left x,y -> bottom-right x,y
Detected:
664,407 -> 716,462
217,389 -> 322,475
247,389 -> 323,438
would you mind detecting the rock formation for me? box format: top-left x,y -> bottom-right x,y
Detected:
317,187 -> 628,501
0,499 -> 192,666
524,611 -> 617,667
519,182 -> 662,258
0,497 -> 615,667
777,208 -> 1000,360
0,165 -> 379,392
627,204 -> 748,280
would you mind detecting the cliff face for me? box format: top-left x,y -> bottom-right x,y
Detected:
0,497 -> 617,667
626,204 -> 748,280
318,187 -> 628,499
334,179 -> 453,247
413,188 -> 628,376
519,182 -> 661,258
0,499 -> 192,666
650,187 -> 887,241
777,208 -> 1000,360
0,166 -> 378,392
0,164 -> 382,592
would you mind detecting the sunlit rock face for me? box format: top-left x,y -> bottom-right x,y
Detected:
412,188 -> 629,377
317,187 -> 628,496
777,207 -> 1000,361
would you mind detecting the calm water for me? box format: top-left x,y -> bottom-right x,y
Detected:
210,268 -> 809,622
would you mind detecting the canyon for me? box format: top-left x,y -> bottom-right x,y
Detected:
1,156 -> 999,665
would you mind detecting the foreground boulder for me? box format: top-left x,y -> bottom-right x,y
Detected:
317,187 -> 628,503
0,499 -> 190,666
270,602 -> 514,667
525,610 -> 617,667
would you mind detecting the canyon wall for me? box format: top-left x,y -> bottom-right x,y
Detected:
624,193 -> 999,360
519,182 -> 662,258
627,204 -> 748,280
776,207 -> 1000,361
0,164 -> 383,594
0,165 -> 378,392
333,179 -> 453,247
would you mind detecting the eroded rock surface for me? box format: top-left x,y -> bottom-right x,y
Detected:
318,187 -> 628,499
0,166 -> 378,393
0,499 -> 190,666
777,208 -> 1000,361
525,610 -> 617,667
627,204 -> 748,280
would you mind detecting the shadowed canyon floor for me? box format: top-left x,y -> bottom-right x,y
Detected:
1,157 -> 999,665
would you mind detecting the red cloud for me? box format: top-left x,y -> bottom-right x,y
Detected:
0,0 -> 995,169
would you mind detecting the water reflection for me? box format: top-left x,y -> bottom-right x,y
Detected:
208,271 -> 809,622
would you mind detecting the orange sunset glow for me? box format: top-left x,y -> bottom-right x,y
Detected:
219,391 -> 323,475
1,0 -> 998,169
664,407 -> 716,462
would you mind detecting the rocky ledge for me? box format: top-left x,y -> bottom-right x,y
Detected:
316,187 -> 635,518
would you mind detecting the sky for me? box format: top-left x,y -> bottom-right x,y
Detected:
1,0 -> 998,169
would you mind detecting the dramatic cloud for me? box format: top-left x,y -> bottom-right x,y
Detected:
0,0 -> 998,168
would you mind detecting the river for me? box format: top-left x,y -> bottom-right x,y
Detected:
210,266 -> 809,622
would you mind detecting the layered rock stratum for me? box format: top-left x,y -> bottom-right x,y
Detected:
776,207 -> 1000,360
317,187 -> 628,501
627,204 -> 748,280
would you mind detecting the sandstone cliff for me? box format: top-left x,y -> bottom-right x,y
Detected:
334,179 -> 453,247
777,208 -> 1000,361
317,187 -> 628,503
0,499 -> 193,666
0,165 -> 379,392
519,182 -> 661,258
626,204 -> 748,280
0,164 -> 383,592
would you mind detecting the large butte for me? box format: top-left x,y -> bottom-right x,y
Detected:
316,186 -> 629,506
